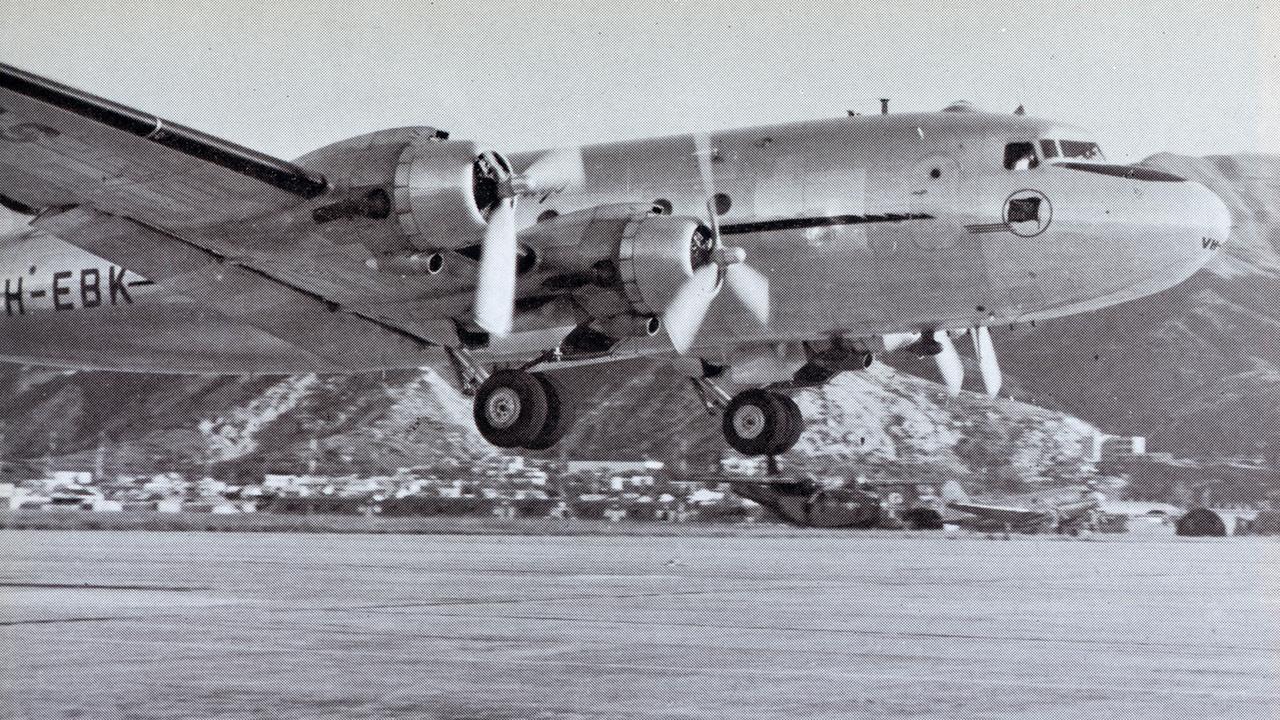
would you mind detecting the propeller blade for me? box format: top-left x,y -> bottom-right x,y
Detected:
933,330 -> 964,396
519,147 -> 585,196
693,133 -> 717,196
725,263 -> 770,326
693,133 -> 721,238
473,199 -> 518,337
664,264 -> 721,354
972,325 -> 1002,397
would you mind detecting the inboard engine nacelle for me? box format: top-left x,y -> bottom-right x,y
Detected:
526,203 -> 710,335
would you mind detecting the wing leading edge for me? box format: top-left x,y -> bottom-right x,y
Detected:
0,63 -> 327,229
0,65 -> 477,363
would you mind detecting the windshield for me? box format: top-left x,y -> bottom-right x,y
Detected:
1059,140 -> 1105,161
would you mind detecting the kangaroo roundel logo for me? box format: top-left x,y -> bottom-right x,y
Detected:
1003,189 -> 1052,238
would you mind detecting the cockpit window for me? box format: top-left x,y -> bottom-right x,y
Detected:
1003,142 -> 1039,170
1060,140 -> 1105,161
1039,139 -> 1060,159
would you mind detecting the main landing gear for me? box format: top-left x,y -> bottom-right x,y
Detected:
472,370 -> 574,450
472,368 -> 805,457
721,389 -> 804,456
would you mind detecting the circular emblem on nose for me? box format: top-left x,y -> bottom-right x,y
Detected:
1003,189 -> 1053,238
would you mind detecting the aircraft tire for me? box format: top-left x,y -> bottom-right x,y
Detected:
723,389 -> 790,456
771,392 -> 805,455
473,370 -> 550,449
523,373 -> 576,451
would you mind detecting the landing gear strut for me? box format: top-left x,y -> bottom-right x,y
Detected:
722,389 -> 804,456
473,370 -> 575,450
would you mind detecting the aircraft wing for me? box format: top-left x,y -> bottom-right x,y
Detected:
1,65 -> 473,360
31,207 -> 462,371
0,63 -> 326,229
946,501 -> 1047,525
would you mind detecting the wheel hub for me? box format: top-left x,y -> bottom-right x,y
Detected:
485,387 -> 522,429
732,404 -> 767,440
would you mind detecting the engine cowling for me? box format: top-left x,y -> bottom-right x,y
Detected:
616,214 -> 709,318
395,140 -> 509,251
527,205 -> 713,331
293,127 -> 509,254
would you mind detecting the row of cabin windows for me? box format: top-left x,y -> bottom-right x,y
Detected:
1003,139 -> 1105,170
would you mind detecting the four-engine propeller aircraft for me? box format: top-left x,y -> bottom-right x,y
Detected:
0,64 -> 1231,455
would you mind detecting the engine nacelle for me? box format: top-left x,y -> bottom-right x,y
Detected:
293,127 -> 509,253
394,139 -> 509,251
616,214 -> 706,318
526,205 -> 711,328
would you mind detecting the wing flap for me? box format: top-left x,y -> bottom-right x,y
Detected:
32,207 -> 462,369
33,205 -> 215,281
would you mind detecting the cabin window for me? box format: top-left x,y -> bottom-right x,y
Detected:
1039,139 -> 1060,159
1003,142 -> 1039,170
1060,140 -> 1105,161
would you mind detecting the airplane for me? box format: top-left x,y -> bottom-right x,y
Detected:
0,63 -> 1231,456
940,480 -> 1105,535
694,473 -> 884,528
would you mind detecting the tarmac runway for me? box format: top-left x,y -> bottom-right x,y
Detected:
1,529 -> 1277,719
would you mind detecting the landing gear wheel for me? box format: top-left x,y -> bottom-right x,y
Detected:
773,393 -> 805,455
524,373 -> 575,451
723,389 -> 798,456
473,370 -> 550,448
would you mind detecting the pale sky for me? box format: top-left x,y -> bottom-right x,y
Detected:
3,0 -> 1276,163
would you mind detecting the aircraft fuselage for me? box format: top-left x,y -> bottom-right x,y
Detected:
0,108 -> 1229,374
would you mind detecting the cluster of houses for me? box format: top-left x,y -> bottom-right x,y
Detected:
0,455 -> 763,523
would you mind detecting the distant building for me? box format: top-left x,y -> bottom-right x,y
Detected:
609,474 -> 655,491
567,460 -> 664,476
1088,434 -> 1146,463
49,470 -> 93,486
155,498 -> 185,513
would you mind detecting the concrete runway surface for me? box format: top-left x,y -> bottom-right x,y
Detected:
1,529 -> 1277,719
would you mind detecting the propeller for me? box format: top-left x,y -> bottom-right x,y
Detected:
931,326 -> 1002,397
972,325 -> 1003,397
473,148 -> 585,336
473,198 -> 517,336
663,134 -> 771,353
933,330 -> 965,396
512,148 -> 586,199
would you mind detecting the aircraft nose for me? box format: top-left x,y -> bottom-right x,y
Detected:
1186,180 -> 1231,256
1143,177 -> 1230,275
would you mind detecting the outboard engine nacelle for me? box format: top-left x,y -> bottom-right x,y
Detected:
293,127 -> 511,256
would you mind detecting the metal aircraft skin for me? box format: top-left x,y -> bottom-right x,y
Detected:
940,481 -> 1103,534
710,476 -> 883,529
0,64 -> 1232,454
